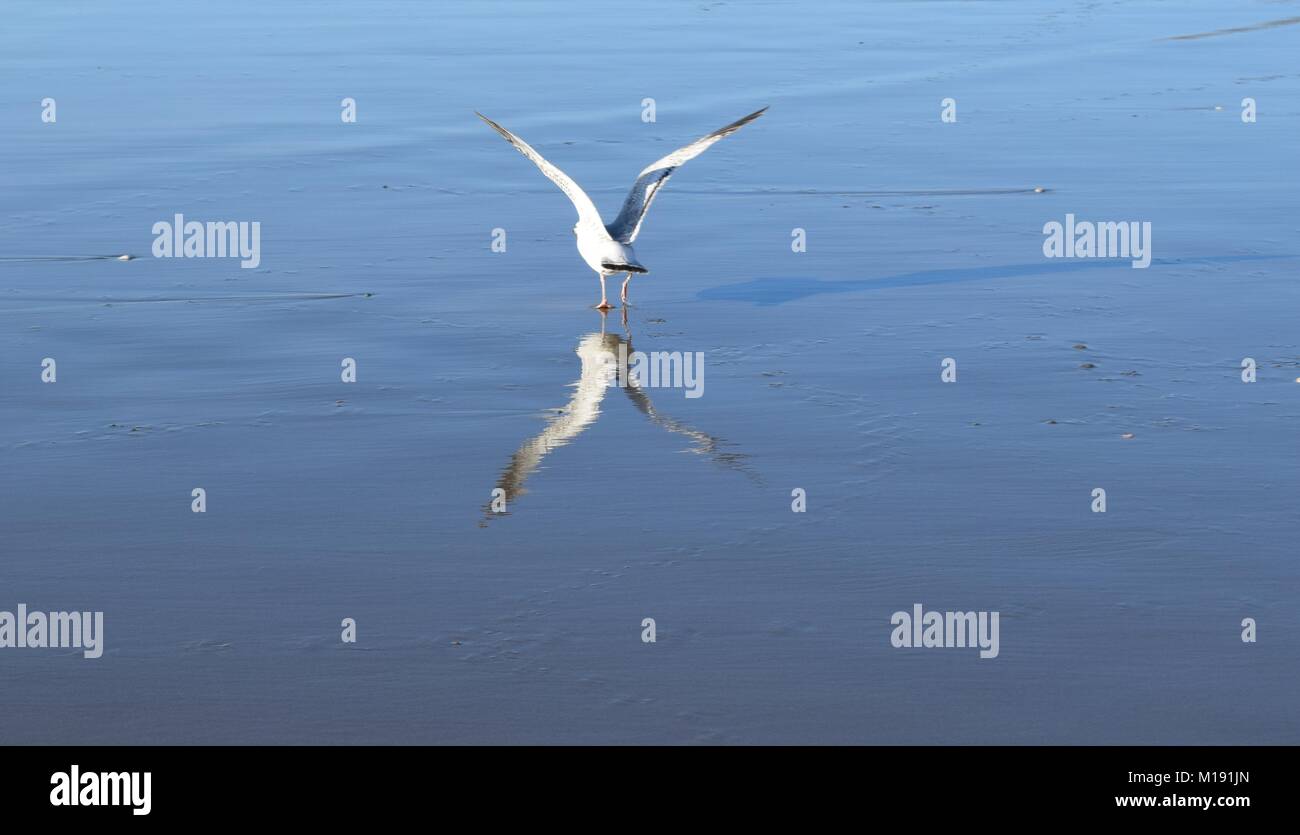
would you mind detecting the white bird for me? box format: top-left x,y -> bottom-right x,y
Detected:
476,107 -> 767,309
481,324 -> 752,525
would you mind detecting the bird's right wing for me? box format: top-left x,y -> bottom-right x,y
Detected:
476,112 -> 607,232
621,368 -> 759,482
606,106 -> 767,244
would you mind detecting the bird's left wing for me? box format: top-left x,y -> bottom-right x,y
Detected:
476,112 -> 607,232
481,333 -> 618,524
605,106 -> 767,244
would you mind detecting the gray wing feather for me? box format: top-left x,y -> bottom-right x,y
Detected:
476,112 -> 607,232
605,107 -> 767,244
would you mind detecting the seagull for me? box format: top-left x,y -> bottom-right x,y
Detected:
480,315 -> 754,525
476,106 -> 767,309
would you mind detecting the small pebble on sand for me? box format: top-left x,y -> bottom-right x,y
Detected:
1073,343 -> 1087,350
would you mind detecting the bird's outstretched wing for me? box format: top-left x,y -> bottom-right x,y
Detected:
605,107 -> 767,244
476,112 -> 607,232
480,333 -> 619,525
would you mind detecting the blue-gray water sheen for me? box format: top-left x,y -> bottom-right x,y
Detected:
1,0 -> 1296,743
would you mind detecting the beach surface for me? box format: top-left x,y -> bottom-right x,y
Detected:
1,0 -> 1297,743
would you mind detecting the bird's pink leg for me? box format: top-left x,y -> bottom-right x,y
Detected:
596,274 -> 612,310
621,272 -> 633,304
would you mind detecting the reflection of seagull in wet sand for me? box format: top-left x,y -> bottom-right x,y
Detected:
481,315 -> 754,525
475,107 -> 767,309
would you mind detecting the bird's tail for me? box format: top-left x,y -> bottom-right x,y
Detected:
602,262 -> 648,273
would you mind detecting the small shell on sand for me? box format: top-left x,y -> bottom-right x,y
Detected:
116,254 -> 133,261
1121,432 -> 1136,440
1033,186 -> 1046,193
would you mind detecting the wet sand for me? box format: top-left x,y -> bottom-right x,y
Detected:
1,0 -> 1297,743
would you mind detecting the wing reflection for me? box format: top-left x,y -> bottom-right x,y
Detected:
481,312 -> 753,524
